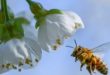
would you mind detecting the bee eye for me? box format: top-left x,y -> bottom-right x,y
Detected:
78,47 -> 81,51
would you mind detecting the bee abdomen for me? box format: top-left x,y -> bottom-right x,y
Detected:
97,63 -> 108,75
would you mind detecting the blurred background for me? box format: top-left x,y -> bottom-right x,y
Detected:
3,0 -> 110,75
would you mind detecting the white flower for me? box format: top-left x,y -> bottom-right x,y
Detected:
0,25 -> 42,74
23,25 -> 42,61
0,39 -> 31,73
17,11 -> 42,61
17,11 -> 42,63
37,11 -> 84,51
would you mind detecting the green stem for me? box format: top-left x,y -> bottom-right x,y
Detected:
1,0 -> 9,22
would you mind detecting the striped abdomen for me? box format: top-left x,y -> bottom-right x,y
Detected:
96,60 -> 108,75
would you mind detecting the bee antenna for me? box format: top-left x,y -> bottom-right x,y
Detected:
74,40 -> 77,47
66,46 -> 73,48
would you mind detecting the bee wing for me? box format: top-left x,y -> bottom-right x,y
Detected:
91,42 -> 110,58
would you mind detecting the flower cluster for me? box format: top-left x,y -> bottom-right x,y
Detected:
0,0 -> 84,74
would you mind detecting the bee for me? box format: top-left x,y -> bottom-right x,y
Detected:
68,40 -> 110,75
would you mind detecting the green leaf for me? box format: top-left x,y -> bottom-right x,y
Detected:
0,24 -> 11,42
14,17 -> 30,25
12,23 -> 24,39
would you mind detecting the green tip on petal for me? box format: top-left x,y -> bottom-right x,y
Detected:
14,17 -> 30,25
47,9 -> 63,15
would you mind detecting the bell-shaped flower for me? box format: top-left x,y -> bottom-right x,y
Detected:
37,11 -> 84,51
0,24 -> 42,74
0,1 -> 42,73
0,39 -> 31,73
26,0 -> 85,51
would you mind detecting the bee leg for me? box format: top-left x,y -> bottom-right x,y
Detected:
91,64 -> 96,73
75,57 -> 78,62
80,63 -> 85,71
80,58 -> 86,71
86,66 -> 92,75
91,58 -> 97,73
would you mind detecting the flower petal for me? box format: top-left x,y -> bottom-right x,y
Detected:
0,67 -> 10,74
0,39 -> 25,65
38,24 -> 51,51
64,11 -> 84,29
23,25 -> 42,60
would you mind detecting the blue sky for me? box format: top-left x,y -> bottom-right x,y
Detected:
3,0 -> 110,75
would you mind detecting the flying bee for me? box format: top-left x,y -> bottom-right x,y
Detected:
67,40 -> 110,75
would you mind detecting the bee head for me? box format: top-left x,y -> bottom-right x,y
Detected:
66,40 -> 83,57
71,40 -> 83,57
71,46 -> 82,57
